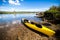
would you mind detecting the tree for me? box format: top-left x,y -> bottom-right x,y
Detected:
49,6 -> 58,11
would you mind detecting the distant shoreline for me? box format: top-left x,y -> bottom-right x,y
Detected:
0,11 -> 39,14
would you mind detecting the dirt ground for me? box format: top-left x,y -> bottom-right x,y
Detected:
0,22 -> 60,40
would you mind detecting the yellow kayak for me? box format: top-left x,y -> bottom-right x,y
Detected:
21,18 -> 55,37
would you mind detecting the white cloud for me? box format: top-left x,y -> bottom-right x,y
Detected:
0,6 -> 14,11
8,0 -> 20,5
3,0 -> 6,2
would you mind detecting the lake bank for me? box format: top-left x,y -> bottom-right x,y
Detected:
0,20 -> 60,40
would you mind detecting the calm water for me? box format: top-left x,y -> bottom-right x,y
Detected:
0,13 -> 41,24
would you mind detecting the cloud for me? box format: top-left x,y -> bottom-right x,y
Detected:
8,0 -> 20,5
3,0 -> 6,2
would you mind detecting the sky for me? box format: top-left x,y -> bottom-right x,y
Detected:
0,0 -> 59,12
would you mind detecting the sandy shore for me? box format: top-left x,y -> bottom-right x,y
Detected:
0,21 -> 60,40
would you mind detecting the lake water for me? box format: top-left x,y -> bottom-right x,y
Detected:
0,13 -> 41,24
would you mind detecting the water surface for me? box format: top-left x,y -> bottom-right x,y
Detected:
0,13 -> 41,24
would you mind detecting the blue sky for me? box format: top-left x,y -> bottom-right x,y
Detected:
0,0 -> 59,12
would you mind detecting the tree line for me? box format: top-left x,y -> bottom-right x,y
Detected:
43,5 -> 60,24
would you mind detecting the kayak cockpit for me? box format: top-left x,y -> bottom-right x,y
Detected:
22,18 -> 42,28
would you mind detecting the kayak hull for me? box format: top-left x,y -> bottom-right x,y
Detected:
21,18 -> 55,37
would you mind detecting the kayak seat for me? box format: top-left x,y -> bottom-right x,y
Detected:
24,19 -> 28,23
30,22 -> 35,24
35,24 -> 42,28
30,22 -> 42,28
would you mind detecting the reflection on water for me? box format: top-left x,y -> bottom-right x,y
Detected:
0,13 -> 41,24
